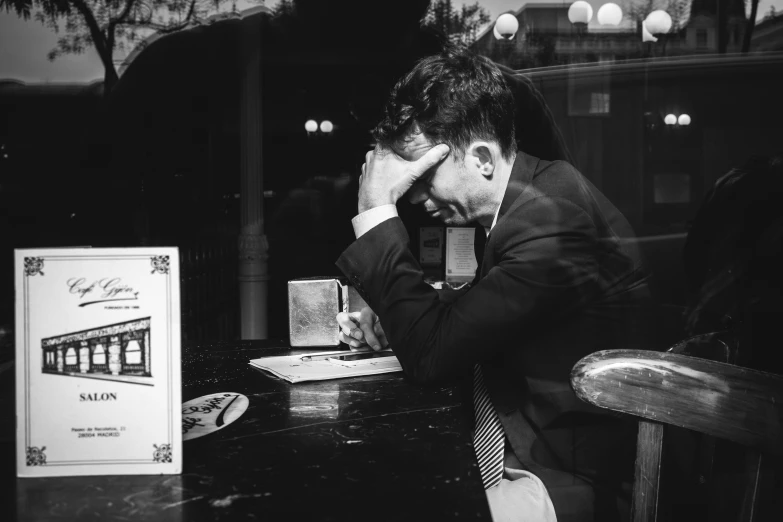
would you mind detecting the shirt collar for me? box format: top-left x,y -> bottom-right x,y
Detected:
485,206 -> 500,237
485,151 -> 539,236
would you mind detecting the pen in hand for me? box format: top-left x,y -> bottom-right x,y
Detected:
299,354 -> 328,362
336,308 -> 388,352
300,347 -> 373,362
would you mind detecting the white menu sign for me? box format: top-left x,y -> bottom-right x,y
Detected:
15,248 -> 182,477
445,227 -> 478,283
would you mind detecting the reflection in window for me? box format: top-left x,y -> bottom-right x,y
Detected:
696,29 -> 708,49
569,65 -> 611,116
654,174 -> 691,204
93,344 -> 106,365
125,340 -> 142,364
65,347 -> 77,365
590,92 -> 611,114
471,0 -> 770,68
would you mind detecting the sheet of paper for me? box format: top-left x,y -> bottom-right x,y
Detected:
445,227 -> 477,283
249,350 -> 402,383
15,247 -> 182,477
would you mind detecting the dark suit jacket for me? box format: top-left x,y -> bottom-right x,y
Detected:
337,152 -> 651,520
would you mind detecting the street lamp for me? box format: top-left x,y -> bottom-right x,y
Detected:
568,1 -> 593,41
642,11 -> 672,50
664,114 -> 677,125
305,119 -> 318,133
645,10 -> 673,34
678,114 -> 691,126
568,1 -> 594,24
642,21 -> 658,43
597,3 -> 623,26
494,13 -> 519,40
320,120 -> 333,133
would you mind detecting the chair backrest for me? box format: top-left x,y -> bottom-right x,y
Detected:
571,349 -> 783,522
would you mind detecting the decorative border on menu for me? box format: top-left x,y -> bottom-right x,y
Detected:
22,254 -> 175,466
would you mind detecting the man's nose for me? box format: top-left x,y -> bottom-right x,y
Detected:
407,182 -> 429,205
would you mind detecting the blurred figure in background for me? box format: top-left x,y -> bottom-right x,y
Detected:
683,154 -> 783,373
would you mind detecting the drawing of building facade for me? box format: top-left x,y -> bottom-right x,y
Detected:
42,318 -> 151,379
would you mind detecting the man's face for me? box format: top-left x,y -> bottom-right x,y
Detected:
392,132 -> 478,226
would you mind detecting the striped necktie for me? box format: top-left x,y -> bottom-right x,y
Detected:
473,364 -> 505,489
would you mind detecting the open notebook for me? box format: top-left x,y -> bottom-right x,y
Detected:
248,350 -> 402,383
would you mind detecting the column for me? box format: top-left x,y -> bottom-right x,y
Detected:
108,335 -> 122,375
79,340 -> 90,373
238,9 -> 270,339
144,330 -> 151,375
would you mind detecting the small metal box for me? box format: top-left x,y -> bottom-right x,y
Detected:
288,277 -> 368,347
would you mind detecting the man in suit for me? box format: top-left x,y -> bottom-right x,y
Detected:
335,47 -> 649,521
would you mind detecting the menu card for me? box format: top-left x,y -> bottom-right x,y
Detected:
15,248 -> 182,477
445,227 -> 478,283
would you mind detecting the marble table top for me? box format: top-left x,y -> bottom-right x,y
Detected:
2,339 -> 490,521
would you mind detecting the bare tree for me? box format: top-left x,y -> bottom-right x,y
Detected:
666,0 -> 691,31
0,0 -> 261,93
626,0 -> 691,31
422,0 -> 491,46
742,0 -> 760,52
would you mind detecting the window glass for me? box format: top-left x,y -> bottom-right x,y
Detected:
696,29 -> 709,48
65,347 -> 77,366
466,0 -> 773,65
93,344 -> 106,365
448,0 -> 783,236
124,340 -> 142,365
1,0 -> 781,340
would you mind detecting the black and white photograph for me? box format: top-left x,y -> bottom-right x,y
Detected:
1,0 -> 781,519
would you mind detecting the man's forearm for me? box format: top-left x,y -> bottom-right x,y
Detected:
351,204 -> 398,238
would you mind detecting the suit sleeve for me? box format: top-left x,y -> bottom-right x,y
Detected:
336,196 -> 601,384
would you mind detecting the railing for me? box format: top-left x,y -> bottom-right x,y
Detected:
178,234 -> 240,342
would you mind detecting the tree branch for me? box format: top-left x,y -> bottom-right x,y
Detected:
121,17 -> 192,32
111,0 -> 138,26
120,0 -> 199,34
69,0 -> 111,61
69,0 -> 119,90
183,0 -> 198,25
742,0 -> 760,53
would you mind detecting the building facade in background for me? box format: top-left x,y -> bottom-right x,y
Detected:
473,1 -> 778,70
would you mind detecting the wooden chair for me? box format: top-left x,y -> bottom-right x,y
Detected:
571,349 -> 783,522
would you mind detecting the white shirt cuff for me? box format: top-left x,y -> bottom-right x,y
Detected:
352,204 -> 398,238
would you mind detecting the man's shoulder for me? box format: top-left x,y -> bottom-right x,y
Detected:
533,159 -> 583,185
524,159 -> 593,207
502,156 -> 634,239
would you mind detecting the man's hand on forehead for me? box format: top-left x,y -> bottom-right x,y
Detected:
357,142 -> 449,214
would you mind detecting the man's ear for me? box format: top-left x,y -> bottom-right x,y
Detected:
469,142 -> 496,179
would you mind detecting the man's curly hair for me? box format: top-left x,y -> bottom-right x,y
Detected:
372,46 -> 517,161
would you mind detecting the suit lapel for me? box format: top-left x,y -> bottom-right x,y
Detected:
473,225 -> 487,279
478,152 -> 551,472
477,152 -> 540,278
497,151 -> 539,225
